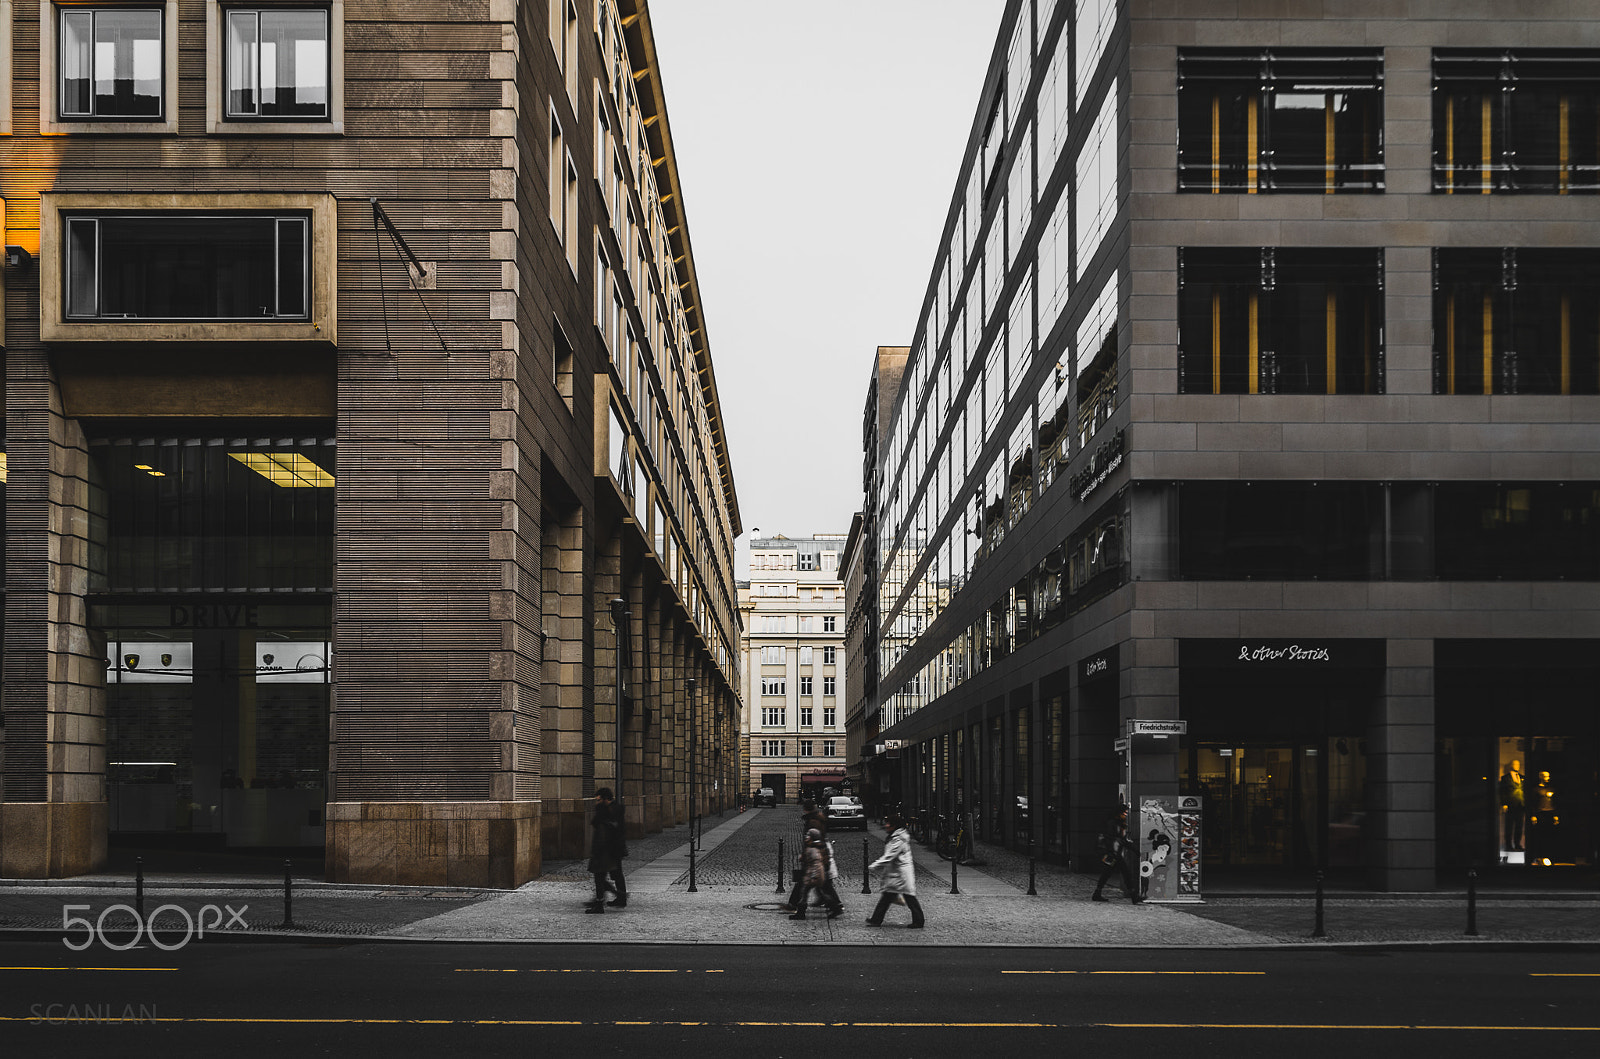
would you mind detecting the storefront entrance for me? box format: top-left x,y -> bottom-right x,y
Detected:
101,609 -> 330,847
1182,740 -> 1365,870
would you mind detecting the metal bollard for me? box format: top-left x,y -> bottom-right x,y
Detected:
1028,856 -> 1038,896
950,851 -> 960,895
1466,869 -> 1479,936
775,839 -> 786,893
135,857 -> 145,920
688,837 -> 698,893
284,858 -> 295,929
861,839 -> 871,895
1312,870 -> 1325,938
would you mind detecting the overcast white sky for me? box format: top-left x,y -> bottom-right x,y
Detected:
647,0 -> 1007,574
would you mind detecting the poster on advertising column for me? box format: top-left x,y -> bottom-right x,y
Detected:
1138,795 -> 1202,902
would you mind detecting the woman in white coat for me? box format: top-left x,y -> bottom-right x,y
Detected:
865,812 -> 925,928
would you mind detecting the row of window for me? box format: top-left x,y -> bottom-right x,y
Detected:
758,645 -> 838,666
27,4 -> 339,133
759,705 -> 839,729
750,584 -> 842,600
757,740 -> 838,759
878,478 -> 1600,718
752,615 -> 838,635
751,550 -> 841,572
759,679 -> 837,699
1177,48 -> 1600,195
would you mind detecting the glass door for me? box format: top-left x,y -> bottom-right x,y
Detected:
1186,742 -> 1324,869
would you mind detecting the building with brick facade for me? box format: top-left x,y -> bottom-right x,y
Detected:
855,0 -> 1600,890
0,0 -> 741,887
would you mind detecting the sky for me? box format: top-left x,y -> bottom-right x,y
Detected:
647,0 -> 1008,574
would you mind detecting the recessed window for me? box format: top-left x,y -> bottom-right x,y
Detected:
65,214 -> 309,320
1178,49 -> 1384,193
58,6 -> 164,120
224,7 -> 329,120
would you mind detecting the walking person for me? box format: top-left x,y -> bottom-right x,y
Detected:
789,828 -> 844,920
585,787 -> 628,913
1091,804 -> 1139,903
785,800 -> 830,912
865,813 -> 925,928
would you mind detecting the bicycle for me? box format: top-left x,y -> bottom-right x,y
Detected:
936,811 -> 981,865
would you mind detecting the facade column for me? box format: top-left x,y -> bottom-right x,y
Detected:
539,501 -> 590,859
1369,638 -> 1435,891
0,384 -> 107,878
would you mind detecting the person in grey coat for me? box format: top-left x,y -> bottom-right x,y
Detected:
865,812 -> 924,928
585,787 -> 627,913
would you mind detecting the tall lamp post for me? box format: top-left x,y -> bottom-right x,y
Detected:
686,676 -> 698,892
608,598 -> 629,813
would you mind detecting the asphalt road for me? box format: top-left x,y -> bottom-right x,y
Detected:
2,939 -> 1597,1057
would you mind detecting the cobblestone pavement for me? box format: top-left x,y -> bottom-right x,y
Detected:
686,806 -> 886,888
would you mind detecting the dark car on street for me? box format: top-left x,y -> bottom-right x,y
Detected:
824,796 -> 865,830
754,787 -> 777,807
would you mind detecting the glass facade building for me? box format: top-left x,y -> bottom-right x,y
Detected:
858,0 -> 1600,889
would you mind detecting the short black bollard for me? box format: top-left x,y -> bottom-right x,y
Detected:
688,838 -> 698,893
1466,868 -> 1479,936
135,857 -> 145,920
861,839 -> 872,895
283,858 -> 295,929
949,851 -> 961,895
1312,870 -> 1325,938
1027,856 -> 1038,896
775,839 -> 786,893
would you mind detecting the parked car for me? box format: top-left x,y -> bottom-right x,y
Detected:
754,787 -> 777,807
824,796 -> 865,830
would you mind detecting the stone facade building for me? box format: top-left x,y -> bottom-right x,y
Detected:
738,534 -> 848,806
856,0 -> 1600,890
0,0 -> 741,887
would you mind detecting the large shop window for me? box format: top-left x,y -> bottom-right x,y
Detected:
1434,50 -> 1600,194
224,7 -> 329,119
1178,247 -> 1384,395
1434,483 -> 1600,580
1433,248 -> 1600,395
1177,49 -> 1384,193
66,214 -> 309,320
1178,482 -> 1384,580
89,436 -> 335,594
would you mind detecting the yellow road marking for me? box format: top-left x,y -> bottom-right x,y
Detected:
0,967 -> 178,972
0,1016 -> 1595,1031
1003,970 -> 1265,975
454,972 -> 723,979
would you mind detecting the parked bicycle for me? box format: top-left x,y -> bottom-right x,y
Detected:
935,810 -> 984,865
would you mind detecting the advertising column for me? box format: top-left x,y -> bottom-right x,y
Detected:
1138,794 -> 1203,902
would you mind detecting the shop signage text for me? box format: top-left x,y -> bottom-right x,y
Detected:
1070,429 -> 1126,504
170,604 -> 259,628
1079,645 -> 1119,684
1237,643 -> 1330,663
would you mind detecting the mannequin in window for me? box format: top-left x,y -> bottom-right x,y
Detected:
1499,760 -> 1525,852
1530,770 -> 1557,858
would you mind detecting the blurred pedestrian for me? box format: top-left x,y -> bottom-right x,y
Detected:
585,787 -> 628,913
789,828 -> 844,920
865,813 -> 924,928
1091,804 -> 1138,903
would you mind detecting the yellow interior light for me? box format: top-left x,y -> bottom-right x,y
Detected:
229,452 -> 335,488
0,452 -> 7,484
133,463 -> 166,478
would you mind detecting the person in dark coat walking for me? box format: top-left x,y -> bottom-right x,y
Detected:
586,787 -> 628,913
789,828 -> 844,920
1091,804 -> 1139,903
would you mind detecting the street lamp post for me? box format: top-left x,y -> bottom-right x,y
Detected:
686,676 -> 698,892
608,598 -> 628,815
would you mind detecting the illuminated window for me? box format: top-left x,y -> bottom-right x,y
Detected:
227,452 -> 334,488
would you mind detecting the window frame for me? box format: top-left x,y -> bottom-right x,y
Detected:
205,1 -> 344,135
42,1 -> 179,134
40,191 -> 338,344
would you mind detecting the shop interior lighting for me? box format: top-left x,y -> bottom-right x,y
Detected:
0,452 -> 6,484
228,452 -> 335,488
133,463 -> 166,478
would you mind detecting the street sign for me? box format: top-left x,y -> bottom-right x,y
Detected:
1113,737 -> 1130,753
1129,720 -> 1187,736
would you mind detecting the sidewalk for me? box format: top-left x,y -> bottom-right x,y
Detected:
2,809 -> 1596,949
